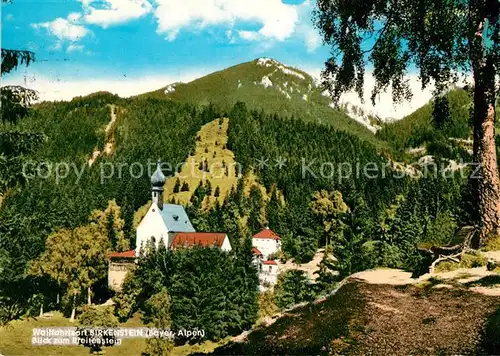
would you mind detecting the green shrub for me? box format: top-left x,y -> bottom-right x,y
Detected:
435,252 -> 487,272
460,252 -> 487,268
113,269 -> 141,322
274,270 -> 316,309
78,305 -> 119,354
257,291 -> 278,321
483,237 -> 500,252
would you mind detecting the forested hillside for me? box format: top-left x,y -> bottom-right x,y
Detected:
376,88 -> 472,151
376,88 -> 500,164
141,58 -> 384,146
0,93 -> 220,321
222,103 -> 471,271
0,65 -> 479,345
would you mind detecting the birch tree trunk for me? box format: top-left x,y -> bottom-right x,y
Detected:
70,292 -> 76,323
470,5 -> 500,245
87,286 -> 92,306
473,66 -> 500,244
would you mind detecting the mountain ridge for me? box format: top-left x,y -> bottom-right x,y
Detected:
138,58 -> 385,146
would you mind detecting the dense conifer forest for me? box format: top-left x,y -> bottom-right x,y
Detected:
0,88 -> 480,342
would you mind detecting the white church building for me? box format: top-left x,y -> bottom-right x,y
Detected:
107,160 -> 231,291
135,160 -> 232,255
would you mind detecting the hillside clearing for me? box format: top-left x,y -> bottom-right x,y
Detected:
141,117 -> 269,208
133,117 -> 270,230
164,118 -> 238,206
88,104 -> 118,166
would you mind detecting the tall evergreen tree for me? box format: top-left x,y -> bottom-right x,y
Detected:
142,290 -> 174,356
274,270 -> 315,309
173,178 -> 181,193
247,185 -> 266,234
432,95 -> 452,131
226,235 -> 259,333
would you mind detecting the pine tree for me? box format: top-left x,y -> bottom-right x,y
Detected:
191,180 -> 207,209
226,235 -> 259,333
234,178 -> 245,209
89,200 -> 129,252
142,290 -> 174,356
247,186 -> 265,234
205,180 -> 212,195
1,47 -> 37,123
173,178 -> 181,193
432,95 -> 451,131
78,305 -> 119,353
113,269 -> 141,322
266,188 -> 283,231
274,270 -> 315,309
314,246 -> 339,293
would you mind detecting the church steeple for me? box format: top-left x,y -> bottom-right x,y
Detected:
151,160 -> 166,210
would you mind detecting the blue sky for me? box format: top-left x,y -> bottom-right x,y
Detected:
2,0 -> 434,118
3,1 -> 329,83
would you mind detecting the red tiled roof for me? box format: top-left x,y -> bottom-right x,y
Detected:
263,260 -> 277,265
253,228 -> 280,240
171,232 -> 227,249
252,247 -> 262,256
108,250 -> 136,259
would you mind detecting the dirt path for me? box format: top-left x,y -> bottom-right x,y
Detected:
88,104 -> 117,166
278,249 -> 326,280
352,265 -> 500,296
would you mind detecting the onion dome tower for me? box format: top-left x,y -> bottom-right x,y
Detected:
151,159 -> 166,210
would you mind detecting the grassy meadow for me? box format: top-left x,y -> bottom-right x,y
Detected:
0,312 -> 228,356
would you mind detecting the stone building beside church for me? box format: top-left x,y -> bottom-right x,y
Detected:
251,227 -> 282,290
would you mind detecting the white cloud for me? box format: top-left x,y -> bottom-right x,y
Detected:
67,44 -> 85,53
302,27 -> 320,52
82,0 -> 153,28
154,0 -> 299,41
238,30 -> 259,41
303,66 -> 435,120
32,17 -> 89,42
67,12 -> 82,22
295,0 -> 321,52
3,69 -> 213,102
